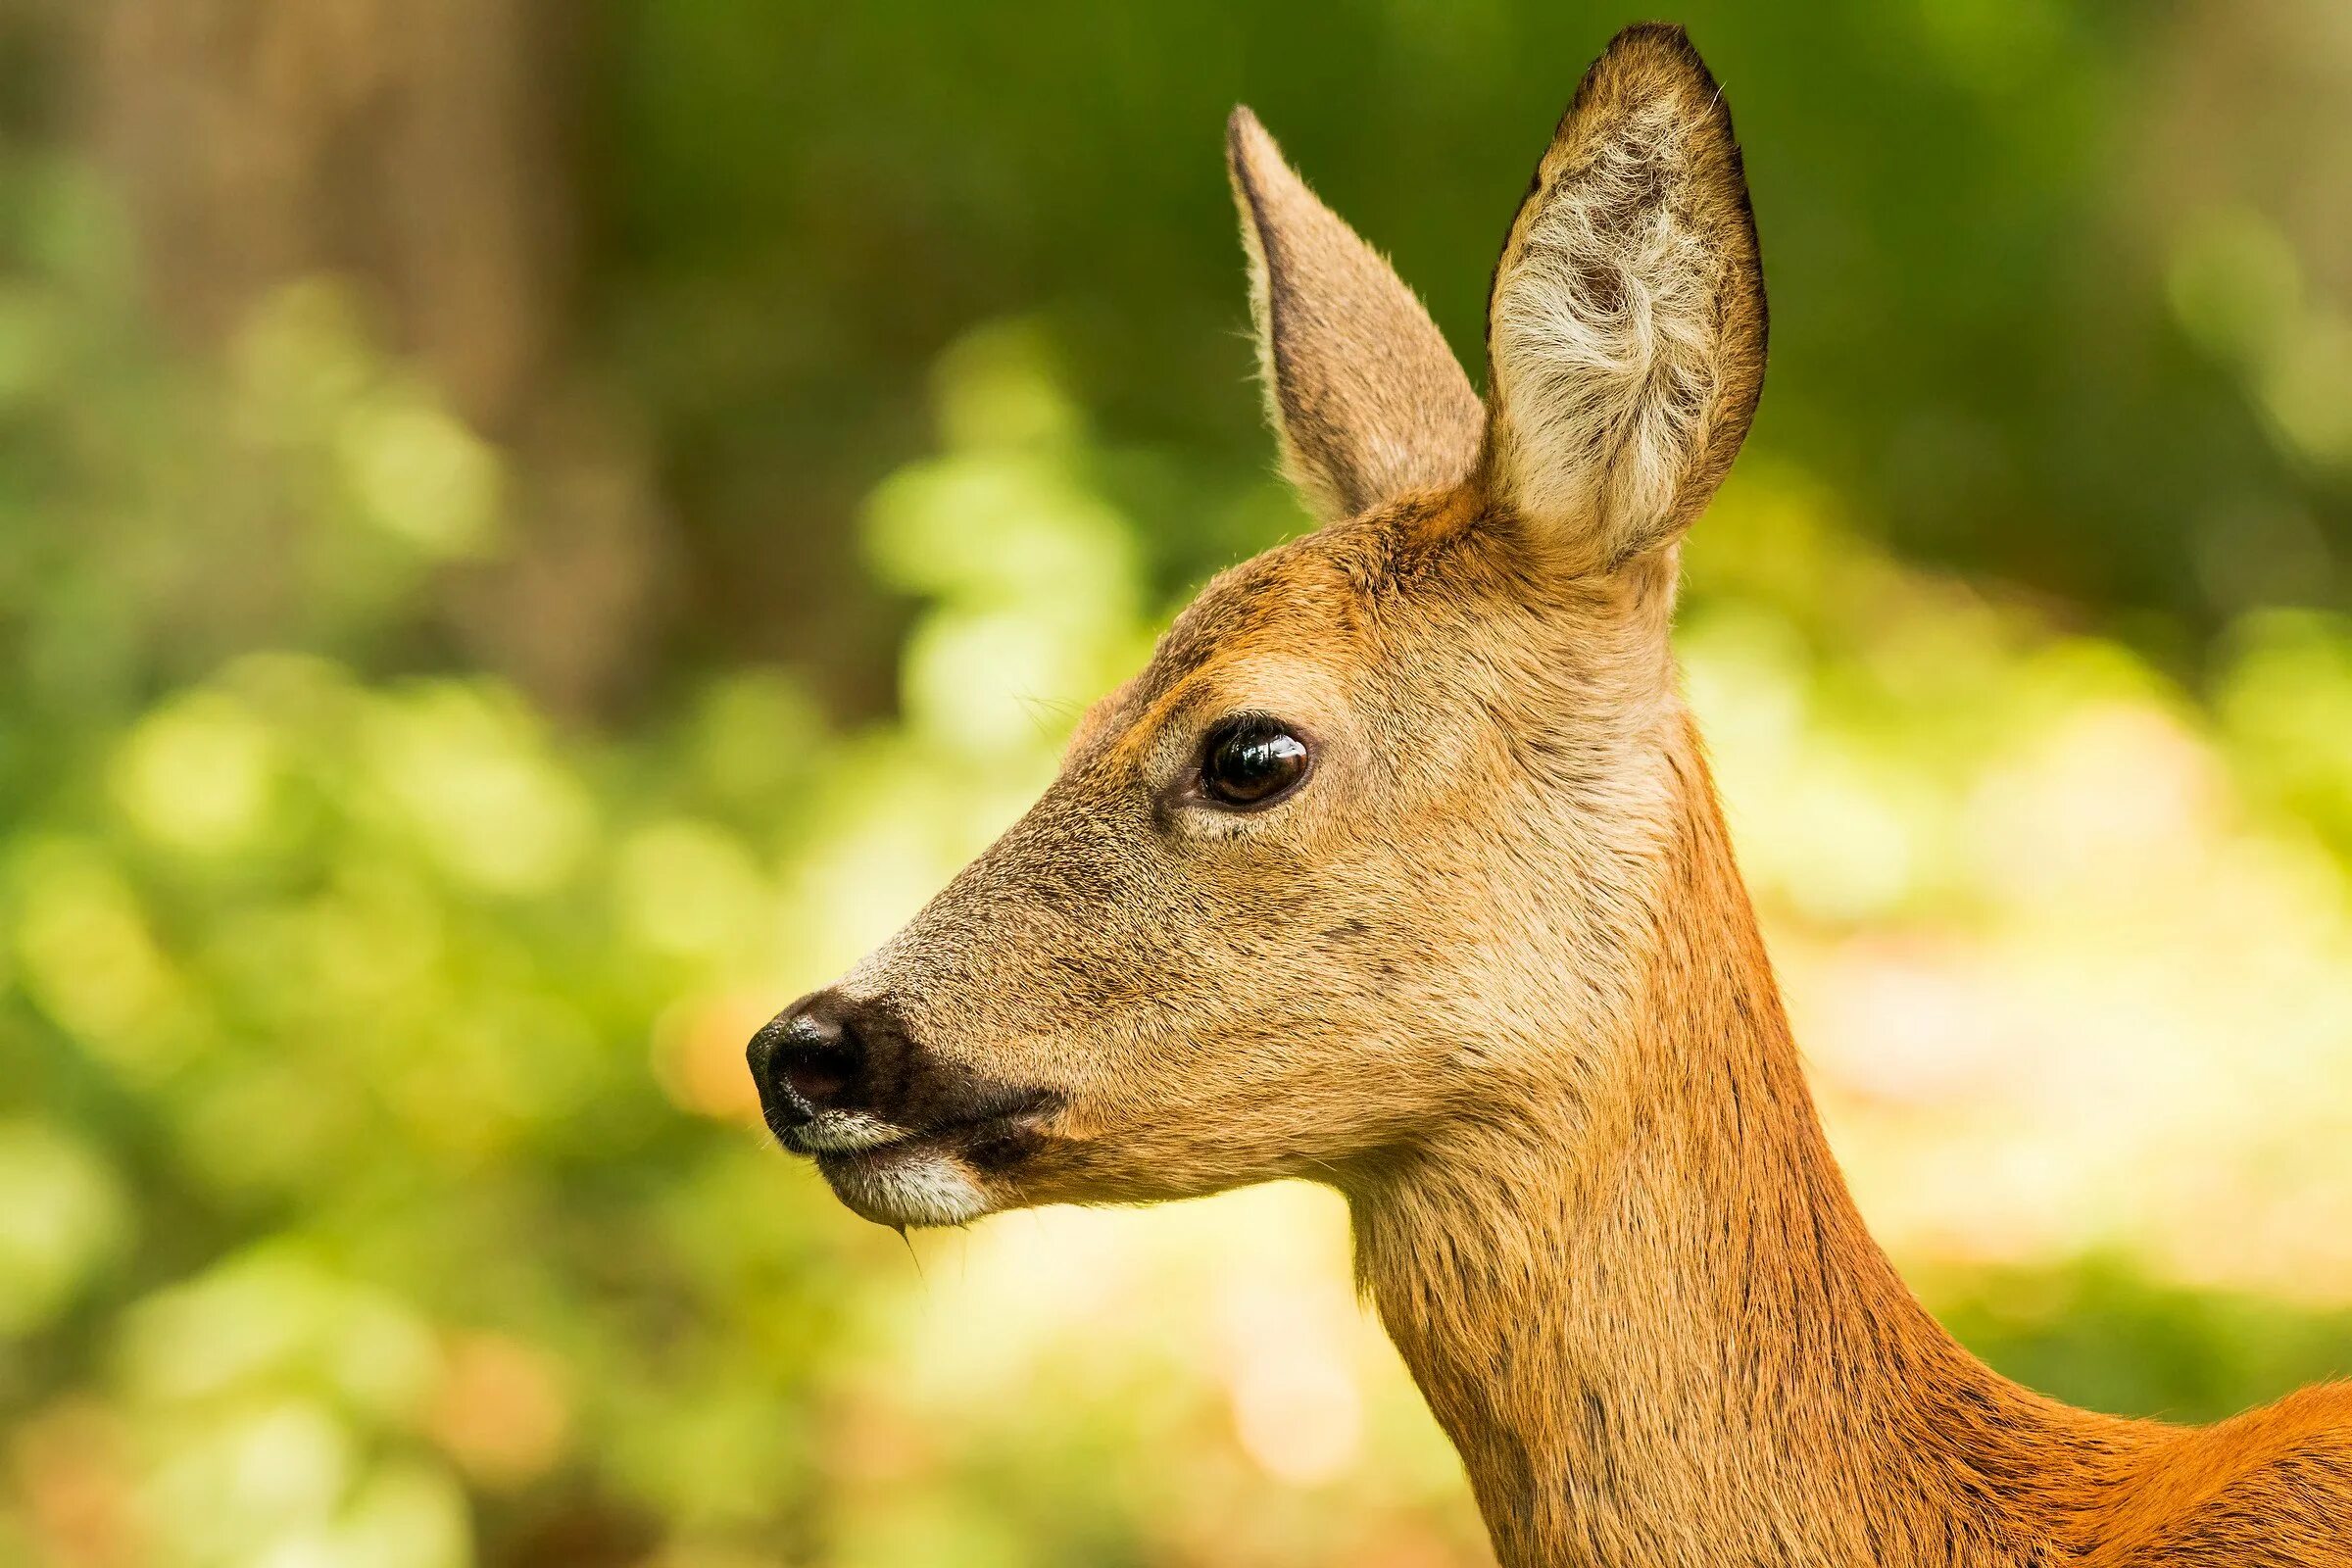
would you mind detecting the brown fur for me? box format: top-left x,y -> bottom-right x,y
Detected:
780,24 -> 2352,1564
1228,107 -> 1485,519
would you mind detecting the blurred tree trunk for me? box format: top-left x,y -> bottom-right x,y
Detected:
70,0 -> 669,717
82,0 -> 573,435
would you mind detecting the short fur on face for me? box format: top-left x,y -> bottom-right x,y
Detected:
838,493 -> 1682,1208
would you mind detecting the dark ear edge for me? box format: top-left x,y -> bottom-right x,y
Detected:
1227,106 -> 1484,522
1480,23 -> 1767,568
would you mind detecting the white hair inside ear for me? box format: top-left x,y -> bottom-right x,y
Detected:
1482,24 -> 1766,570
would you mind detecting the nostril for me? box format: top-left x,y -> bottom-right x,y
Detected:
748,994 -> 875,1127
783,1042 -> 861,1112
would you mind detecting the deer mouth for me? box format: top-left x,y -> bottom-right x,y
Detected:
743,990 -> 1066,1227
794,1097 -> 1063,1229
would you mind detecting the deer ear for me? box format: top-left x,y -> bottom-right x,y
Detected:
1481,24 -> 1766,570
1227,108 -> 1484,522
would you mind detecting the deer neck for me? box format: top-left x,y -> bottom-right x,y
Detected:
1348,717 -> 2155,1568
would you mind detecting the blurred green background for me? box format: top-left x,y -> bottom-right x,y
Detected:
2,1 -> 2351,1564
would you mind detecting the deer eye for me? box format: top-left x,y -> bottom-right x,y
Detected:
1198,714 -> 1311,809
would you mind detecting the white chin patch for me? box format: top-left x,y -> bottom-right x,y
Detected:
823,1146 -> 990,1228
794,1110 -> 906,1152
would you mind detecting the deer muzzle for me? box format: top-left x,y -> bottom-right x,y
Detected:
746,989 -> 1062,1227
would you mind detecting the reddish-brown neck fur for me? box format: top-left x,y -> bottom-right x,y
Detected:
1354,722 -> 2177,1567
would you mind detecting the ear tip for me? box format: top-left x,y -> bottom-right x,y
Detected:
1226,105 -> 1275,171
1607,20 -> 1696,52
1593,21 -> 1727,116
1601,21 -> 1701,70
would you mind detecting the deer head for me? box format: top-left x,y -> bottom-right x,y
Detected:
749,23 -> 1765,1231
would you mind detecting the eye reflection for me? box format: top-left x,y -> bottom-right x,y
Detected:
1198,713 -> 1310,808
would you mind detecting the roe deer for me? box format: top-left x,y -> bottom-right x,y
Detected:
748,23 -> 2352,1566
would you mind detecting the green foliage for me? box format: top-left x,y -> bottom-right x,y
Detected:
602,0 -> 2352,694
1937,1259 -> 2352,1427
2,5 -> 2352,1565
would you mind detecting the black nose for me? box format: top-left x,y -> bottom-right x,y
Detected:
747,991 -> 889,1131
